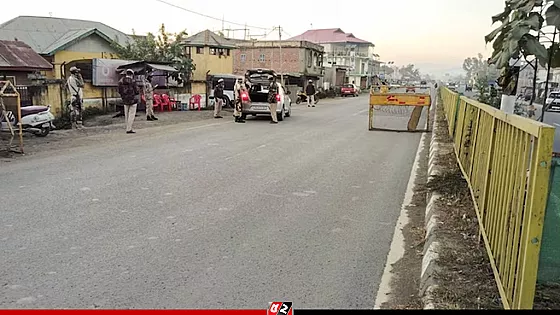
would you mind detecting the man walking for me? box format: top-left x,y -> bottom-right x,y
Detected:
233,77 -> 247,123
118,69 -> 139,134
67,66 -> 84,129
214,79 -> 225,119
143,74 -> 158,121
267,75 -> 279,124
306,79 -> 316,107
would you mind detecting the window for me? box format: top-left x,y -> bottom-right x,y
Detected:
307,51 -> 312,67
196,47 -> 204,54
71,62 -> 92,81
216,48 -> 229,57
259,53 -> 265,62
210,48 -> 217,55
316,53 -> 322,67
240,54 -> 246,63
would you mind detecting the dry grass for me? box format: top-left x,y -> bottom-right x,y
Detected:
426,99 -> 502,309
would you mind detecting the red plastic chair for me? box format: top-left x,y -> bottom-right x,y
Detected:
142,93 -> 160,112
189,94 -> 202,111
153,94 -> 164,112
161,94 -> 176,111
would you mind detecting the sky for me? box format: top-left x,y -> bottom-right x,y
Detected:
0,0 -> 506,77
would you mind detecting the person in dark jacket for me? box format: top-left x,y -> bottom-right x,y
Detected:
306,79 -> 316,107
214,79 -> 225,118
118,69 -> 139,134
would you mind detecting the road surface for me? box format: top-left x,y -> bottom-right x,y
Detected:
529,103 -> 560,154
0,96 -> 423,309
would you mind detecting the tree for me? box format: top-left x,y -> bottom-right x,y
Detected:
398,64 -> 421,80
113,24 -> 196,85
485,1 -> 551,69
380,65 -> 395,75
463,53 -> 485,82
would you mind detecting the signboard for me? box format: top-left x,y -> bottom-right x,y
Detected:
92,58 -> 137,87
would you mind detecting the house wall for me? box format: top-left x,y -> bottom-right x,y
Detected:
39,36 -> 119,116
0,71 -> 31,85
190,46 -> 234,82
232,42 -> 323,78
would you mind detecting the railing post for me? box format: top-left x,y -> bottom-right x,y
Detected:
514,126 -> 555,309
452,92 -> 462,138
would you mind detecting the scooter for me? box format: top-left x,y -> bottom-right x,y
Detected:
295,91 -> 319,105
0,105 -> 56,137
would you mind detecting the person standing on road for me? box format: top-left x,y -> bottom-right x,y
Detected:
233,77 -> 247,123
267,75 -> 279,124
306,79 -> 316,107
67,66 -> 84,129
143,74 -> 158,121
213,79 -> 225,119
118,69 -> 139,134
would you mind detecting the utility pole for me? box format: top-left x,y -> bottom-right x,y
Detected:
278,25 -> 283,85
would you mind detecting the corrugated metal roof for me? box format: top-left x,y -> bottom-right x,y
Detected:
0,40 -> 53,70
288,28 -> 372,45
0,16 -> 132,54
181,30 -> 237,49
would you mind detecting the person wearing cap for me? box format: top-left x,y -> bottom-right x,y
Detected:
143,74 -> 158,121
267,75 -> 279,124
305,79 -> 316,107
233,77 -> 248,123
213,78 -> 225,118
118,69 -> 139,134
67,66 -> 85,129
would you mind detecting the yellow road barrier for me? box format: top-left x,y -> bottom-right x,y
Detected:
440,87 -> 555,309
368,90 -> 431,132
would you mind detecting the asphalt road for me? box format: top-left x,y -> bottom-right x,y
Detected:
0,96 -> 423,309
529,104 -> 560,154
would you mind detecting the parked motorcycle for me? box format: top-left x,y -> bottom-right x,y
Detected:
295,91 -> 319,105
0,105 -> 56,137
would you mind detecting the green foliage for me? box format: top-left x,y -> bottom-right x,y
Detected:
112,24 -> 196,85
485,1 -> 557,69
475,73 -> 501,109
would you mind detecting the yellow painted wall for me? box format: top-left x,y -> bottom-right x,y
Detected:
192,82 -> 207,95
190,47 -> 234,81
52,50 -> 116,78
40,50 -> 118,116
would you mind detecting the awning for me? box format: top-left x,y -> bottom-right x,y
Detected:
146,63 -> 178,73
117,61 -> 179,74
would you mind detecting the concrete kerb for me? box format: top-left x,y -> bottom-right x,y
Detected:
420,96 -> 446,309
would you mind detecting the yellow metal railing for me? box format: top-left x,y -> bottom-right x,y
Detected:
440,87 -> 555,309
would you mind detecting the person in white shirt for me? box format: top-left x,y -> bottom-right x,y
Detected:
67,66 -> 84,129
